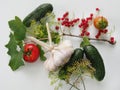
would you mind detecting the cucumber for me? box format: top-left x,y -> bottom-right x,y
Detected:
23,3 -> 53,27
67,48 -> 84,65
58,48 -> 84,80
83,45 -> 105,81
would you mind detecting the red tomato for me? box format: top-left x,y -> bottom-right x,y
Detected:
23,44 -> 40,63
94,16 -> 108,30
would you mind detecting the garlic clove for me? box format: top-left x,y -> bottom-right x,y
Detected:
52,47 -> 74,67
58,47 -> 74,64
52,50 -> 65,66
52,40 -> 74,67
44,56 -> 57,71
58,40 -> 73,49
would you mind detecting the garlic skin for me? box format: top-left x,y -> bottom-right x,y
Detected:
44,40 -> 74,71
59,40 -> 73,48
52,50 -> 65,67
52,48 -> 73,67
44,55 -> 57,71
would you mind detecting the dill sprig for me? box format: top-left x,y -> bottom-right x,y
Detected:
49,59 -> 95,90
66,59 -> 95,80
66,59 -> 95,90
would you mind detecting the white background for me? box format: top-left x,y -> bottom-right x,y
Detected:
0,0 -> 120,90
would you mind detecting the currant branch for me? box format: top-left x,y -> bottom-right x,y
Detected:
39,33 -> 116,45
62,33 -> 116,45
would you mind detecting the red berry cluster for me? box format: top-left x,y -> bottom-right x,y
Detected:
57,12 -> 80,28
95,29 -> 108,39
55,9 -> 116,45
79,13 -> 93,37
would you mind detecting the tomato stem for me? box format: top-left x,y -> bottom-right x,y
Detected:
24,48 -> 32,56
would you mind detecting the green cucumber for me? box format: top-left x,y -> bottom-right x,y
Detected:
83,45 -> 105,81
58,48 -> 84,80
67,48 -> 84,65
23,3 -> 53,27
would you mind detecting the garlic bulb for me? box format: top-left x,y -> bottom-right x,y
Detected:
53,40 -> 74,66
44,40 -> 74,71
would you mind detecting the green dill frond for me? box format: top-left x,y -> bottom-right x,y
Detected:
66,59 -> 96,78
58,59 -> 96,82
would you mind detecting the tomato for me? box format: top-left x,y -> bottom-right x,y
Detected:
23,43 -> 40,63
93,16 -> 108,30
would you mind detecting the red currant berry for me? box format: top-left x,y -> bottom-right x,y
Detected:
85,32 -> 90,36
57,18 -> 61,21
96,8 -> 100,11
61,18 -> 64,20
82,19 -> 85,23
103,29 -> 108,34
77,18 -> 80,21
110,37 -> 114,41
100,30 -> 104,33
62,21 -> 65,25
65,18 -> 69,21
90,13 -> 93,17
78,24 -> 82,28
55,26 -> 59,30
80,33 -> 84,37
98,31 -> 101,35
73,19 -> 77,23
82,29 -> 86,33
95,35 -> 99,39
63,12 -> 69,18
110,37 -> 115,44
87,17 -> 92,21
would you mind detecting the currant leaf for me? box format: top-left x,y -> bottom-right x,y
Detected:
5,33 -> 24,71
9,49 -> 24,71
8,16 -> 26,41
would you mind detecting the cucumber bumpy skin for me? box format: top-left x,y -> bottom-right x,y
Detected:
58,48 -> 84,80
68,48 -> 84,65
23,3 -> 53,27
83,45 -> 105,81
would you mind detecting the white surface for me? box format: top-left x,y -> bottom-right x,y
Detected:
0,0 -> 120,90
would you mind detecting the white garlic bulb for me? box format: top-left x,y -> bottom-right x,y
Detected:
44,40 -> 74,71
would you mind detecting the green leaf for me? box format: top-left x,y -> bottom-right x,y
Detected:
5,32 -> 24,71
38,45 -> 46,61
51,32 -> 60,44
8,16 -> 26,41
80,37 -> 90,47
6,16 -> 26,70
9,50 -> 24,71
5,33 -> 17,56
